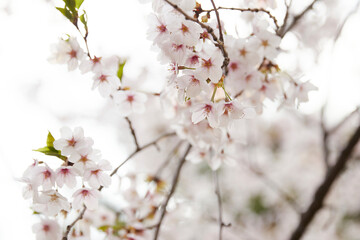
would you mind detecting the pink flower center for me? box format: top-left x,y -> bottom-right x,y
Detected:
60,168 -> 70,175
202,59 -> 213,69
91,169 -> 100,176
172,44 -> 184,51
260,85 -> 267,92
230,62 -> 238,71
43,224 -> 50,232
43,170 -> 52,179
99,75 -> 107,82
92,56 -> 102,64
127,95 -> 134,103
204,104 -> 212,113
81,189 -> 89,196
68,50 -> 77,58
190,55 -> 199,65
181,24 -> 189,33
157,24 -> 167,33
67,137 -> 76,147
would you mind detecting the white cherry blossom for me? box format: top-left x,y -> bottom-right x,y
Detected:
113,90 -> 148,116
53,127 -> 93,156
83,160 -> 112,189
32,218 -> 61,240
72,188 -> 101,210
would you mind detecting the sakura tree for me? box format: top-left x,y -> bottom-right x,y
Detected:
15,0 -> 360,240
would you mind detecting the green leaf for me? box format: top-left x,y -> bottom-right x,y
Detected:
63,0 -> 76,12
75,0 -> 84,9
80,11 -> 88,31
34,146 -> 67,161
56,7 -> 73,22
46,131 -> 55,147
117,60 -> 126,83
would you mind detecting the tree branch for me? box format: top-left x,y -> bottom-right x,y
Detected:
209,0 -> 224,42
278,0 -> 319,37
125,117 -> 140,150
203,7 -> 279,30
153,144 -> 192,240
62,207 -> 87,240
289,125 -> 360,240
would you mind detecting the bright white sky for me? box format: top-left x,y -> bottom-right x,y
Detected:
0,0 -> 359,239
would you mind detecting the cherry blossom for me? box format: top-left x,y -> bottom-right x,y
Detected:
113,90 -> 148,116
191,102 -> 219,128
83,160 -> 112,188
53,126 -> 93,156
32,218 -> 61,240
55,166 -> 78,188
72,187 -> 101,211
48,37 -> 84,71
33,190 -> 70,216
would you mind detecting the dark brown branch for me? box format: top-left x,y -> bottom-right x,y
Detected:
62,207 -> 87,240
125,117 -> 140,150
162,0 -> 230,76
203,7 -> 279,30
279,0 -> 319,37
213,171 -> 231,240
153,144 -> 192,240
62,132 -> 176,239
289,125 -> 360,240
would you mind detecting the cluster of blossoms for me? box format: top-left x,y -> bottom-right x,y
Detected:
18,127 -> 112,239
48,37 -> 148,117
140,0 -> 317,170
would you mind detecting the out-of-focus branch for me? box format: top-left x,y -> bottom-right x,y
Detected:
289,125 -> 360,240
333,0 -> 360,43
277,0 -> 292,36
328,106 -> 360,136
278,0 -> 319,37
162,0 -> 230,75
125,117 -> 140,150
213,171 -> 231,240
153,144 -> 192,240
248,166 -> 301,213
155,140 -> 184,178
320,106 -> 330,169
203,7 -> 279,29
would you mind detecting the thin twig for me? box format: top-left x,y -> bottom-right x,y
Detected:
153,144 -> 192,240
279,0 -> 319,37
277,0 -> 292,35
213,171 -> 231,240
209,0 -> 224,42
62,132 -> 176,239
162,0 -> 230,76
155,140 -> 184,178
289,125 -> 360,240
203,7 -> 279,30
62,207 -> 87,240
109,132 -> 176,178
125,117 -> 140,150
